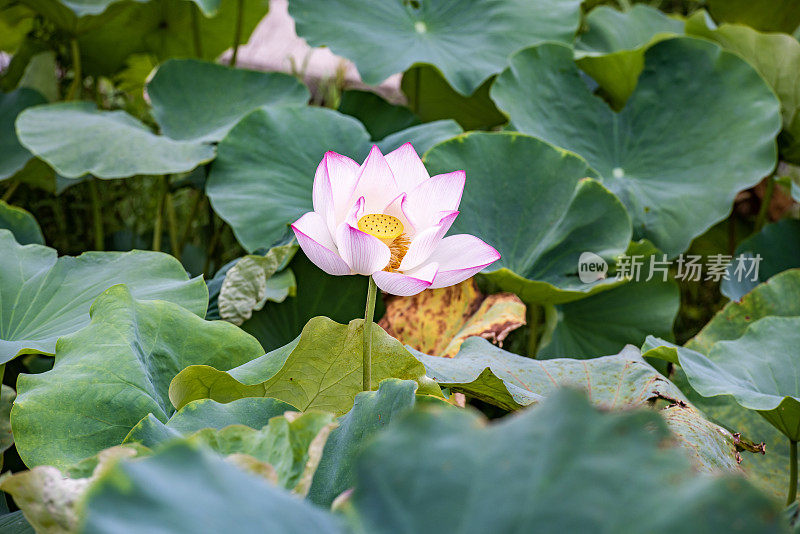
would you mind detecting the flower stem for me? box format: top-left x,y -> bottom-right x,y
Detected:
362,276 -> 378,392
789,439 -> 798,506
231,0 -> 244,65
65,39 -> 81,101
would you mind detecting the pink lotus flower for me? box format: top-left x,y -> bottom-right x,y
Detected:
291,143 -> 500,296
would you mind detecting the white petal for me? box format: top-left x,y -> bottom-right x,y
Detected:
336,223 -> 391,275
398,210 -> 458,271
404,170 -> 465,229
291,212 -> 351,276
385,142 -> 429,193
313,151 -> 361,233
382,193 -> 416,235
351,145 -> 400,215
425,234 -> 501,288
373,262 -> 439,296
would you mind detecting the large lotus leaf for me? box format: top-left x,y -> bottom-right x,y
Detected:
11,285 -> 265,469
424,132 -> 631,305
686,12 -> 800,163
65,0 -> 268,75
374,119 -> 461,156
0,511 -> 33,534
239,253 -> 384,351
16,102 -> 214,179
379,279 -> 525,358
169,317 -> 440,415
650,317 -> 800,441
125,397 -> 296,447
491,38 -> 781,256
348,388 -> 782,533
574,5 -> 683,108
0,230 -> 207,363
309,379 -> 423,507
288,0 -> 582,95
0,445 -> 144,533
414,338 -> 739,472
689,269 -> 800,354
337,90 -> 420,141
413,337 -> 686,411
721,220 -> 800,301
147,59 -> 310,143
706,0 -> 800,33
0,88 -> 46,180
537,276 -> 680,358
81,442 -> 345,534
0,201 -> 43,245
400,66 -> 506,131
23,0 -> 224,19
206,107 -> 370,252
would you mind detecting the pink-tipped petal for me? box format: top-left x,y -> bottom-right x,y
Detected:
291,212 -> 351,276
425,234 -> 501,288
385,143 -> 429,193
404,170 -> 465,229
312,158 -> 335,234
372,262 -> 439,296
344,196 -> 366,227
351,145 -> 400,215
382,193 -> 416,235
398,210 -> 459,272
336,223 -> 391,275
313,152 -> 360,233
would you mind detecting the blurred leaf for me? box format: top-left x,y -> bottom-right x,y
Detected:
492,38 -> 781,256
348,388 -> 781,533
706,0 -> 800,33
17,52 -> 59,102
169,316 -> 441,415
12,285 -> 262,468
374,119 -> 461,154
0,88 -> 46,181
16,102 -> 215,179
0,384 -> 15,457
289,0 -> 582,95
148,59 -> 310,142
338,90 -> 419,140
0,200 -> 43,245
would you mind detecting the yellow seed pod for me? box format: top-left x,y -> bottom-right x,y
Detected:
357,213 -> 404,243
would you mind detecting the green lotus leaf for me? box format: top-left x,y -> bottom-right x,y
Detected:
400,66 -> 506,131
81,442 -> 346,534
169,316 -> 441,415
706,0 -> 800,33
16,51 -> 59,102
650,317 -> 800,440
0,511 -> 33,534
125,397 -> 297,447
721,220 -> 800,301
686,12 -> 800,162
374,119 -> 461,156
16,102 -> 214,179
0,88 -> 46,181
412,337 -> 685,411
424,132 -> 631,305
0,200 -> 43,245
11,285 -> 264,468
206,107 -> 370,252
575,5 -> 683,108
207,106 -> 462,252
239,252 -> 384,352
308,379 -> 421,507
337,90 -> 419,140
349,388 -> 782,533
537,276 -> 679,358
689,268 -> 800,354
288,0 -> 582,95
147,59 -> 310,143
491,38 -> 782,256
414,338 -> 739,472
0,230 -> 207,363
